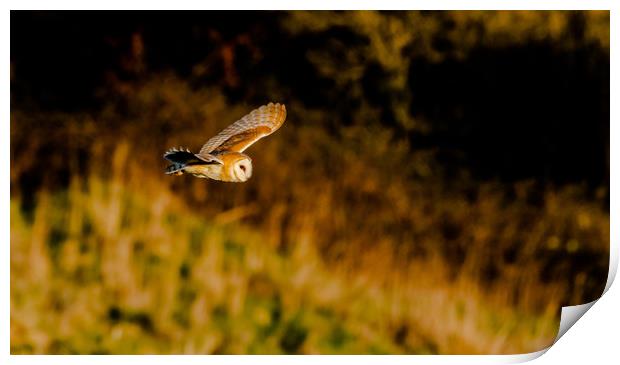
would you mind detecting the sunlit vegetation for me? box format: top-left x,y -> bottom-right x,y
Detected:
10,10 -> 609,354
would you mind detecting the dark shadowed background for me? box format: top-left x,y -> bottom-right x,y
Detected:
11,11 -> 609,354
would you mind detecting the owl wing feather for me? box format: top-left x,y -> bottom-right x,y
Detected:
198,102 -> 286,156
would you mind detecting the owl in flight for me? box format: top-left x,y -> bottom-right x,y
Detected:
163,102 -> 286,182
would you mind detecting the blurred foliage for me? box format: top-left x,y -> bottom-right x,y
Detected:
282,11 -> 609,131
11,163 -> 564,354
10,10 -> 609,354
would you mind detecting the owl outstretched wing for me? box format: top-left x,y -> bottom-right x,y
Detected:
198,102 -> 287,156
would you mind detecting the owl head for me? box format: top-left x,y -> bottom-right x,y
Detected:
229,155 -> 253,182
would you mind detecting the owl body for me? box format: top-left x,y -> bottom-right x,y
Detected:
181,152 -> 252,182
164,103 -> 285,182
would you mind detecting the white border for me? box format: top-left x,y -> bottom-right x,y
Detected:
3,2 -> 10,364
3,2 -> 617,364
2,0 -> 618,10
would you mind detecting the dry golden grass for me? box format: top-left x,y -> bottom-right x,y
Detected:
10,172 -> 558,354
10,76 -> 609,354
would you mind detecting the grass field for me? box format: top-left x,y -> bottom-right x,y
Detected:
10,138 -> 608,354
9,179 -> 556,354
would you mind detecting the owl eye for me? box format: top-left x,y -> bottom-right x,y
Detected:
239,164 -> 246,172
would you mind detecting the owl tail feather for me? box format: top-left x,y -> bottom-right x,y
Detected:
165,163 -> 185,175
163,147 -> 198,175
164,147 -> 195,163
163,147 -> 222,175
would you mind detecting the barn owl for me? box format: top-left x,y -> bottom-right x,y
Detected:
163,102 -> 286,182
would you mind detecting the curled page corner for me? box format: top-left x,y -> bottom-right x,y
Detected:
551,235 -> 618,346
554,300 -> 597,342
521,253 -> 615,362
516,300 -> 602,363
